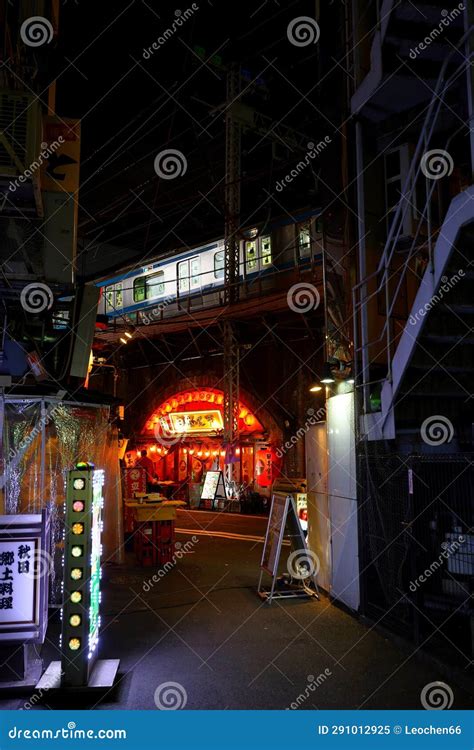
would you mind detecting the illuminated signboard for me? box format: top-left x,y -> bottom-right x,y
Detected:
201,471 -> 227,503
61,463 -> 104,687
159,410 -> 223,435
0,512 -> 50,644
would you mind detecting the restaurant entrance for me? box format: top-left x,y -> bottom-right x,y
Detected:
124,387 -> 281,509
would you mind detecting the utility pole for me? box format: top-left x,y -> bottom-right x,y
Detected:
222,64 -> 241,485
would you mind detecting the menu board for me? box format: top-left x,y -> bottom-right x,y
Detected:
201,471 -> 227,501
261,493 -> 289,576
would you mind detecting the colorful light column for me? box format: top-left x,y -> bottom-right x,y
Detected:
61,463 -> 104,687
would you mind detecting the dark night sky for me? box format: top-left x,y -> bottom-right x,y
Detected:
42,0 -> 346,277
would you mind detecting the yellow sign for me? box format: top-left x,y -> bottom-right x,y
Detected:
41,117 -> 81,193
159,410 -> 223,435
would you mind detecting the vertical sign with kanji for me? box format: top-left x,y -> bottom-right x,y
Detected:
124,467 -> 146,497
0,512 -> 50,644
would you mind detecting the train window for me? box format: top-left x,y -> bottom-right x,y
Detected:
261,236 -> 272,266
298,223 -> 312,259
133,277 -> 146,303
245,240 -> 257,271
178,261 -> 189,293
214,250 -> 225,279
105,283 -> 123,311
190,257 -> 201,288
178,258 -> 200,293
146,271 -> 165,298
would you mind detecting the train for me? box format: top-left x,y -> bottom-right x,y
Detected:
96,208 -> 323,325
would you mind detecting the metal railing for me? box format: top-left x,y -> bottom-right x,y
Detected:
352,26 -> 474,411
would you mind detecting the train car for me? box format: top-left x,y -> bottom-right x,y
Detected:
96,209 -> 323,325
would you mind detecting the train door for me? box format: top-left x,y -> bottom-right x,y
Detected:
177,256 -> 201,295
243,235 -> 272,274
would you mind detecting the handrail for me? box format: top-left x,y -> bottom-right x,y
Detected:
353,25 -> 474,397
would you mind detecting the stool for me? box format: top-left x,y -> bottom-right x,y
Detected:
153,520 -> 175,566
134,521 -> 155,567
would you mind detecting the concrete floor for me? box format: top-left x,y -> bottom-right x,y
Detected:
1,511 -> 473,710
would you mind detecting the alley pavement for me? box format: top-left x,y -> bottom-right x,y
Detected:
1,511 -> 472,710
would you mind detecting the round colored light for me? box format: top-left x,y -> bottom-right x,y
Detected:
70,591 -> 82,604
68,637 -> 81,651
73,478 -> 85,490
73,500 -> 84,512
69,614 -> 81,627
72,523 -> 84,535
71,546 -> 83,558
71,568 -> 83,581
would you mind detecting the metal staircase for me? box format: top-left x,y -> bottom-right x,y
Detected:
351,0 -> 465,120
353,20 -> 474,441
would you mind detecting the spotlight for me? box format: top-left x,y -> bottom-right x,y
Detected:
309,385 -> 322,393
320,363 -> 335,384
